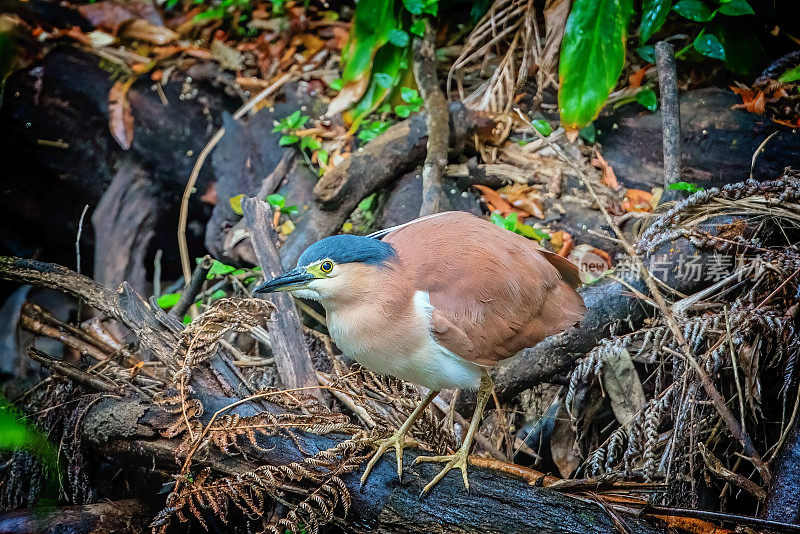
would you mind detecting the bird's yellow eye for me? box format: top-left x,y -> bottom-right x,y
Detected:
320,261 -> 334,273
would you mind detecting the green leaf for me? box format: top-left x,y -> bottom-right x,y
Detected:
666,181 -> 703,193
515,223 -> 550,241
329,78 -> 344,90
340,0 -> 397,84
317,149 -> 330,166
207,259 -> 237,278
266,194 -> 286,208
400,86 -> 420,104
373,72 -> 393,88
279,135 -> 299,146
410,19 -> 425,36
344,42 -> 407,127
387,28 -> 410,47
359,193 -> 377,212
718,0 -> 753,16
503,212 -> 517,231
693,32 -> 725,60
639,0 -> 672,43
229,193 -> 246,215
395,104 -> 412,118
579,123 -> 597,144
636,87 -> 658,111
558,0 -> 634,129
402,0 -> 424,15
208,289 -> 228,303
156,293 -> 181,309
636,45 -> 656,63
282,205 -> 299,215
779,65 -> 800,84
530,119 -> 553,136
422,0 -> 438,16
672,0 -> 715,21
0,396 -> 59,476
182,314 -> 192,324
490,212 -> 505,228
300,136 -> 321,151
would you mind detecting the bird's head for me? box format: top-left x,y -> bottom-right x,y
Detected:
253,234 -> 398,301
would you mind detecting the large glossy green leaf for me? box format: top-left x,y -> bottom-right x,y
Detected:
639,0 -> 672,43
340,0 -> 397,83
344,44 -> 409,128
558,0 -> 634,129
693,32 -> 725,60
718,0 -> 754,16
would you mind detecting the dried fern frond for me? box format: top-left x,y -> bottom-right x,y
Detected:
448,0 -> 541,112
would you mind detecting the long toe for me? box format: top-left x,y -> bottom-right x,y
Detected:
360,431 -> 412,487
414,449 -> 470,496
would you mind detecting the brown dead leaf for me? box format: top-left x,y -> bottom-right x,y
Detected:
210,39 -> 244,70
628,66 -> 650,88
621,188 -> 653,213
651,515 -> 733,534
121,19 -> 179,45
590,150 -> 619,189
498,184 -> 545,219
731,86 -> 766,115
473,185 -> 530,218
79,0 -> 164,32
550,231 -> 574,257
108,81 -> 133,150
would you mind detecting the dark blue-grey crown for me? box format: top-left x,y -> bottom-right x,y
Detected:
297,235 -> 398,268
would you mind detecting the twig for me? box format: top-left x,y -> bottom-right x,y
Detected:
76,204 -> 89,274
177,72 -> 293,283
655,41 -> 681,187
169,255 -> 213,319
28,348 -> 117,392
317,371 -> 376,429
153,249 -> 163,298
413,20 -> 449,217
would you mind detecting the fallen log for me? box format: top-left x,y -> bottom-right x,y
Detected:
79,393 -> 666,534
0,499 -> 155,534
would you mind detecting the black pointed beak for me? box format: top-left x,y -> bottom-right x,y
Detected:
253,268 -> 315,293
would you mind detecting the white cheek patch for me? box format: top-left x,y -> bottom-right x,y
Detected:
413,291 -> 433,322
291,287 -> 321,301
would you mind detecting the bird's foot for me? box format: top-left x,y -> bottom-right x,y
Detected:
360,430 -> 417,487
413,445 -> 470,496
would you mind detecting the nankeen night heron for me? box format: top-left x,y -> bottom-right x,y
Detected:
255,211 -> 585,494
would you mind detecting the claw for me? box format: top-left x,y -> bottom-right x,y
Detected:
414,447 -> 470,496
360,431 -> 416,488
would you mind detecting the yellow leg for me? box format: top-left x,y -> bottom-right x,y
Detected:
413,371 -> 493,495
360,389 -> 439,487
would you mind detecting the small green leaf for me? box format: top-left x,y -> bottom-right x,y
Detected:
503,212 -> 517,231
182,314 -> 192,324
639,0 -> 672,43
666,181 -> 704,193
579,123 -> 597,143
207,259 -> 237,278
387,28 -> 410,47
636,87 -> 658,111
778,65 -> 800,84
300,136 -> 321,151
279,135 -> 299,146
317,149 -> 330,166
718,0 -> 753,16
287,110 -> 303,128
266,193 -> 286,208
373,72 -> 393,89
157,293 -> 181,309
693,32 -> 725,60
229,193 -> 246,215
282,205 -> 299,215
636,45 -> 656,63
400,87 -> 420,103
672,0 -> 715,21
530,119 -> 553,136
395,104 -> 412,118
208,289 -> 228,303
490,212 -> 505,227
329,78 -> 344,90
515,224 -> 550,241
402,0 -> 424,14
410,19 -> 425,36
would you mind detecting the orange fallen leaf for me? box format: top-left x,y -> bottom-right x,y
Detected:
590,150 -> 619,189
499,184 -> 546,219
731,86 -> 766,115
621,188 -> 653,213
108,81 -> 134,150
473,185 -> 529,218
550,231 -> 574,257
652,515 -> 733,534
628,66 -> 650,89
